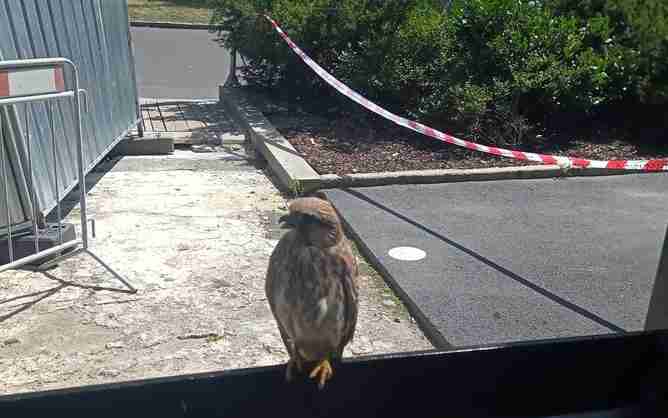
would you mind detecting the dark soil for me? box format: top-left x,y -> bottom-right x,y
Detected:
254,89 -> 668,176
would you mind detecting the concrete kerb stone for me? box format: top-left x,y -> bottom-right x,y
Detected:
319,166 -> 649,188
112,135 -> 174,156
139,98 -> 219,104
130,21 -> 221,30
125,131 -> 246,147
219,85 -> 321,193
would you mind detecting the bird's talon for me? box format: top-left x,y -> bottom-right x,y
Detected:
309,359 -> 333,390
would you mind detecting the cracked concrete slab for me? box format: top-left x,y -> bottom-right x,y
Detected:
0,149 -> 430,396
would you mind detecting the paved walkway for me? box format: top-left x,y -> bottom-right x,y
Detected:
138,99 -> 244,146
131,26 -> 242,146
326,173 -> 668,348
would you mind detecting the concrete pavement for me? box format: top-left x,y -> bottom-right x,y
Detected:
327,173 -> 668,347
131,27 -> 231,99
1,148 -> 430,395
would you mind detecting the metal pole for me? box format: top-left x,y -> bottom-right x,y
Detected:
85,249 -> 136,293
71,63 -> 89,250
49,102 -> 63,245
0,57 -> 72,69
0,239 -> 80,273
25,104 -> 40,252
646,226 -> 668,330
0,91 -> 75,106
225,47 -> 239,87
0,113 -> 14,262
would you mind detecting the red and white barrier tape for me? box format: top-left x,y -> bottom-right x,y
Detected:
265,15 -> 667,171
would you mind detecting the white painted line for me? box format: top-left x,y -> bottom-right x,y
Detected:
388,246 -> 426,261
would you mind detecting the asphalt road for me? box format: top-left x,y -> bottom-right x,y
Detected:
130,27 -> 231,99
326,173 -> 668,348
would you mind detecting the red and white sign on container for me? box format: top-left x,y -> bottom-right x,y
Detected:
0,65 -> 65,98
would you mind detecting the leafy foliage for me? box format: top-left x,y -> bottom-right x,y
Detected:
211,0 -> 667,145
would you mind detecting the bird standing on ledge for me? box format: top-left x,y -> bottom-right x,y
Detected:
265,194 -> 359,389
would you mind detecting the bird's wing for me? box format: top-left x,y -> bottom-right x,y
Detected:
266,230 -> 298,354
337,242 -> 359,358
265,237 -> 285,316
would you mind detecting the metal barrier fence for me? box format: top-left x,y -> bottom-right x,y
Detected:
0,0 -> 140,226
0,58 -> 134,293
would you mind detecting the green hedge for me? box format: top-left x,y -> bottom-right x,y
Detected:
211,0 -> 667,144
547,0 -> 668,105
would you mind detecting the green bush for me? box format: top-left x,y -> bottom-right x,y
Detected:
210,0 -> 667,145
547,0 -> 668,104
210,0 -> 426,105
436,0 -> 620,143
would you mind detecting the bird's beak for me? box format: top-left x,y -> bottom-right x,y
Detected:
279,213 -> 297,229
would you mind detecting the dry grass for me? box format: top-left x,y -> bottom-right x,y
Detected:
128,0 -> 211,24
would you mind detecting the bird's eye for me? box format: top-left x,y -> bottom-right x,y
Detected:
302,214 -> 332,228
302,215 -> 318,225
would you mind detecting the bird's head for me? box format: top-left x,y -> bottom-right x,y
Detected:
279,194 -> 343,248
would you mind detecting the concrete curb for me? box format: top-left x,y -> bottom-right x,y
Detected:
219,85 -> 320,193
112,136 -> 174,156
130,131 -> 246,146
130,21 -> 220,30
319,166 -> 649,188
140,98 -> 218,104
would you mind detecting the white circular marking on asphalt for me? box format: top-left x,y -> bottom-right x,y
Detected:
388,247 -> 426,261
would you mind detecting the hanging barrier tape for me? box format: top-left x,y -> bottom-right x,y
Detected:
265,15 -> 667,171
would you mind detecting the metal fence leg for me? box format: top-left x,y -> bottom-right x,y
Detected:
0,114 -> 14,263
645,226 -> 668,330
224,47 -> 239,87
25,103 -> 41,253
48,102 -> 63,246
64,62 -> 136,293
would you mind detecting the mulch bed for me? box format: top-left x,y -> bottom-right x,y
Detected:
257,92 -> 668,176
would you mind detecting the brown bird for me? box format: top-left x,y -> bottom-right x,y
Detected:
265,194 -> 358,389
